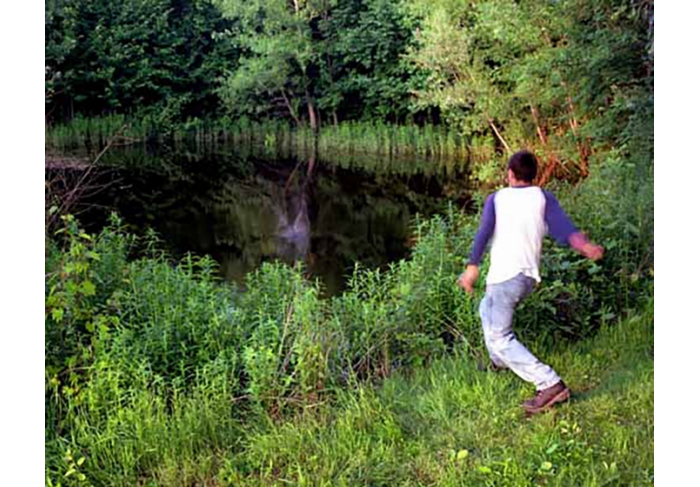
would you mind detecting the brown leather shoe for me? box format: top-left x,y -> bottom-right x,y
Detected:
522,381 -> 570,414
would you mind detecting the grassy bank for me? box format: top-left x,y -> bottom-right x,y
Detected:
45,273 -> 653,485
219,301 -> 653,486
45,146 -> 653,485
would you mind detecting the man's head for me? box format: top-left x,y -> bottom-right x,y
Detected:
507,150 -> 538,186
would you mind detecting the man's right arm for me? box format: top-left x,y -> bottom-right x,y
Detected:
459,194 -> 496,293
467,193 -> 496,266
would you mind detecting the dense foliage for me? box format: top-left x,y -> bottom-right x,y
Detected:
45,0 -> 653,484
407,0 -> 653,180
46,0 -> 423,127
46,0 -> 239,126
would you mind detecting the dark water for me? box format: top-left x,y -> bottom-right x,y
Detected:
53,141 -> 474,294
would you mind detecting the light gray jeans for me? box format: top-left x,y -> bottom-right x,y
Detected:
479,273 -> 561,391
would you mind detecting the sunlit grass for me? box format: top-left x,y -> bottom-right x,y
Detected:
225,303 -> 653,486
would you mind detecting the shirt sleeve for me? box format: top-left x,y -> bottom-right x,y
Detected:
468,193 -> 496,265
543,190 -> 578,245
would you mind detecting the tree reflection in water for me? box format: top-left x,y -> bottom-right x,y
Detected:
63,141 -> 472,295
276,152 -> 314,265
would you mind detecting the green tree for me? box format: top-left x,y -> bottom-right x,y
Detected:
45,0 -> 238,123
406,0 -> 652,183
317,0 -> 422,123
215,0 -> 329,130
215,0 -> 423,127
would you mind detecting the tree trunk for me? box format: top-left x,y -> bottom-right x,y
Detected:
281,89 -> 302,128
306,148 -> 316,178
306,90 -> 318,134
537,159 -> 558,187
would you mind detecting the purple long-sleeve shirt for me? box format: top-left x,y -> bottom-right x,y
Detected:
467,187 -> 578,266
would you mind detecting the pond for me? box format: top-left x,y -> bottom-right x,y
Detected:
48,140 -> 475,295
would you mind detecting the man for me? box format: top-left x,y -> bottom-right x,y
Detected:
458,150 -> 604,414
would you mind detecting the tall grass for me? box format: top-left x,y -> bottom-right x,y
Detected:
45,115 -> 150,152
46,116 -> 470,166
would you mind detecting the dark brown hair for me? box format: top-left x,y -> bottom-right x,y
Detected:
507,150 -> 538,182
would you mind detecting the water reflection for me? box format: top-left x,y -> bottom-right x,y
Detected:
276,152 -> 315,266
56,140 -> 472,294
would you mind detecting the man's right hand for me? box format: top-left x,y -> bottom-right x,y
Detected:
458,265 -> 480,294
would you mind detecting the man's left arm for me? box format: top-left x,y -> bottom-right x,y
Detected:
543,190 -> 604,260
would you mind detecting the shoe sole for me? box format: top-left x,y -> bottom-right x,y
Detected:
523,388 -> 571,415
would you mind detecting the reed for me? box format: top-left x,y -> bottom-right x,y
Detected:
46,116 -> 471,165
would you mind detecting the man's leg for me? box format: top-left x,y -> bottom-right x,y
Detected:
479,294 -> 507,368
482,274 -> 561,391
